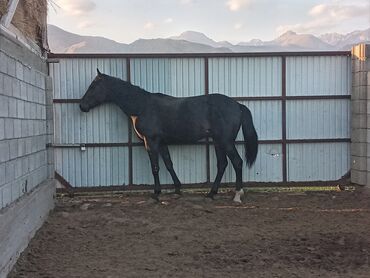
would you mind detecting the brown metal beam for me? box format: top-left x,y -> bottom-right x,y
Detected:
48,51 -> 351,59
281,56 -> 287,182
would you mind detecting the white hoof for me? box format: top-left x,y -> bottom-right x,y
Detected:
233,189 -> 244,203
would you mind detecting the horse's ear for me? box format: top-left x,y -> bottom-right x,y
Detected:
97,68 -> 102,76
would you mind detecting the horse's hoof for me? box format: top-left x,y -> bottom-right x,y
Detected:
233,189 -> 245,203
172,193 -> 182,199
150,194 -> 160,203
174,188 -> 182,195
205,193 -> 214,200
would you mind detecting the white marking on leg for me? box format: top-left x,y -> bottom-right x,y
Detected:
233,188 -> 244,203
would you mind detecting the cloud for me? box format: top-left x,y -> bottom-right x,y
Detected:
144,22 -> 154,30
58,0 -> 96,16
234,23 -> 243,30
180,0 -> 194,4
77,20 -> 94,29
277,1 -> 369,34
164,18 -> 174,24
226,0 -> 252,11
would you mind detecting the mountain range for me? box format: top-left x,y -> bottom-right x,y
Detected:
47,24 -> 370,53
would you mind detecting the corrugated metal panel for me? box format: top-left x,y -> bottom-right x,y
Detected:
210,144 -> 283,183
237,101 -> 282,141
132,145 -> 207,185
55,147 -> 129,187
209,57 -> 282,97
50,58 -> 127,99
287,143 -> 350,181
54,103 -> 128,144
286,56 -> 351,96
130,58 -> 205,96
286,99 -> 350,139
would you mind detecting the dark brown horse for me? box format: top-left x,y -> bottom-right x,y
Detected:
80,69 -> 258,202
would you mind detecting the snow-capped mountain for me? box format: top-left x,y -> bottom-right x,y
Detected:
48,24 -> 370,53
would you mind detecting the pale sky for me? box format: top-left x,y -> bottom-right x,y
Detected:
48,0 -> 370,44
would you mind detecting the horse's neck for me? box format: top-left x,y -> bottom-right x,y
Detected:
113,82 -> 149,116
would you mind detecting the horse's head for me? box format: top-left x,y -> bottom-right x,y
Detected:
80,69 -> 112,112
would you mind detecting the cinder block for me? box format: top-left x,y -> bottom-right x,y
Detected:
0,163 -> 5,186
40,105 -> 46,120
352,128 -> 367,143
2,182 -> 12,207
11,179 -> 20,202
13,119 -> 21,138
9,140 -> 18,160
5,161 -> 15,183
0,119 -> 4,140
351,114 -> 367,129
0,141 -> 10,163
24,102 -> 30,119
352,155 -> 367,171
0,95 -> 8,117
351,142 -> 367,156
23,67 -> 31,84
20,82 -> 27,100
25,137 -> 32,154
45,76 -> 53,91
3,75 -> 12,96
0,51 -> 7,73
14,158 -> 23,179
5,119 -> 14,139
22,156 -> 29,175
16,61 -> 24,80
7,56 -> 16,77
16,99 -> 25,119
12,79 -> 21,99
353,72 -> 368,87
352,85 -> 367,100
352,100 -> 367,114
351,169 -> 367,185
8,97 -> 17,118
17,138 -> 26,157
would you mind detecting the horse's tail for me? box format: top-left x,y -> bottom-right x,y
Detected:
240,104 -> 258,168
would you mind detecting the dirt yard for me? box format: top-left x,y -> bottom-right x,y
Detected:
9,187 -> 370,278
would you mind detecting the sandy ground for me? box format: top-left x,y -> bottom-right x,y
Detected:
9,187 -> 370,278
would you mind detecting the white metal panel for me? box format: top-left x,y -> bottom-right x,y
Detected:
287,143 -> 350,181
130,58 -> 205,97
237,101 -> 282,141
210,144 -> 283,183
209,57 -> 282,97
54,103 -> 128,144
50,58 -> 127,99
286,99 -> 350,139
55,147 -> 129,187
286,56 -> 351,96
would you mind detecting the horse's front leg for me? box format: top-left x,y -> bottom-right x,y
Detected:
146,139 -> 161,200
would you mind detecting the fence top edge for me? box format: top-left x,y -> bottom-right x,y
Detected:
47,51 -> 351,59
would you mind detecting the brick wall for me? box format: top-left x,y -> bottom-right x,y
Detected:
351,44 -> 370,186
0,29 -> 53,209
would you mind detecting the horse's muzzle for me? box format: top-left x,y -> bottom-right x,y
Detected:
79,103 -> 90,112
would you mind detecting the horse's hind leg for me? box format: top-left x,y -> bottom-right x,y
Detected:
225,144 -> 244,203
207,144 -> 227,199
159,144 -> 182,194
146,139 -> 161,200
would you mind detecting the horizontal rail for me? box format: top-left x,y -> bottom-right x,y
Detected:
48,51 -> 351,60
54,95 -> 351,104
48,138 -> 350,149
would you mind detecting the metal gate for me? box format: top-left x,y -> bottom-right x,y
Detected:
48,52 -> 351,188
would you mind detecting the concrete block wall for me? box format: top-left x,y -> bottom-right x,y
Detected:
0,28 -> 55,278
0,29 -> 53,207
351,44 -> 370,186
